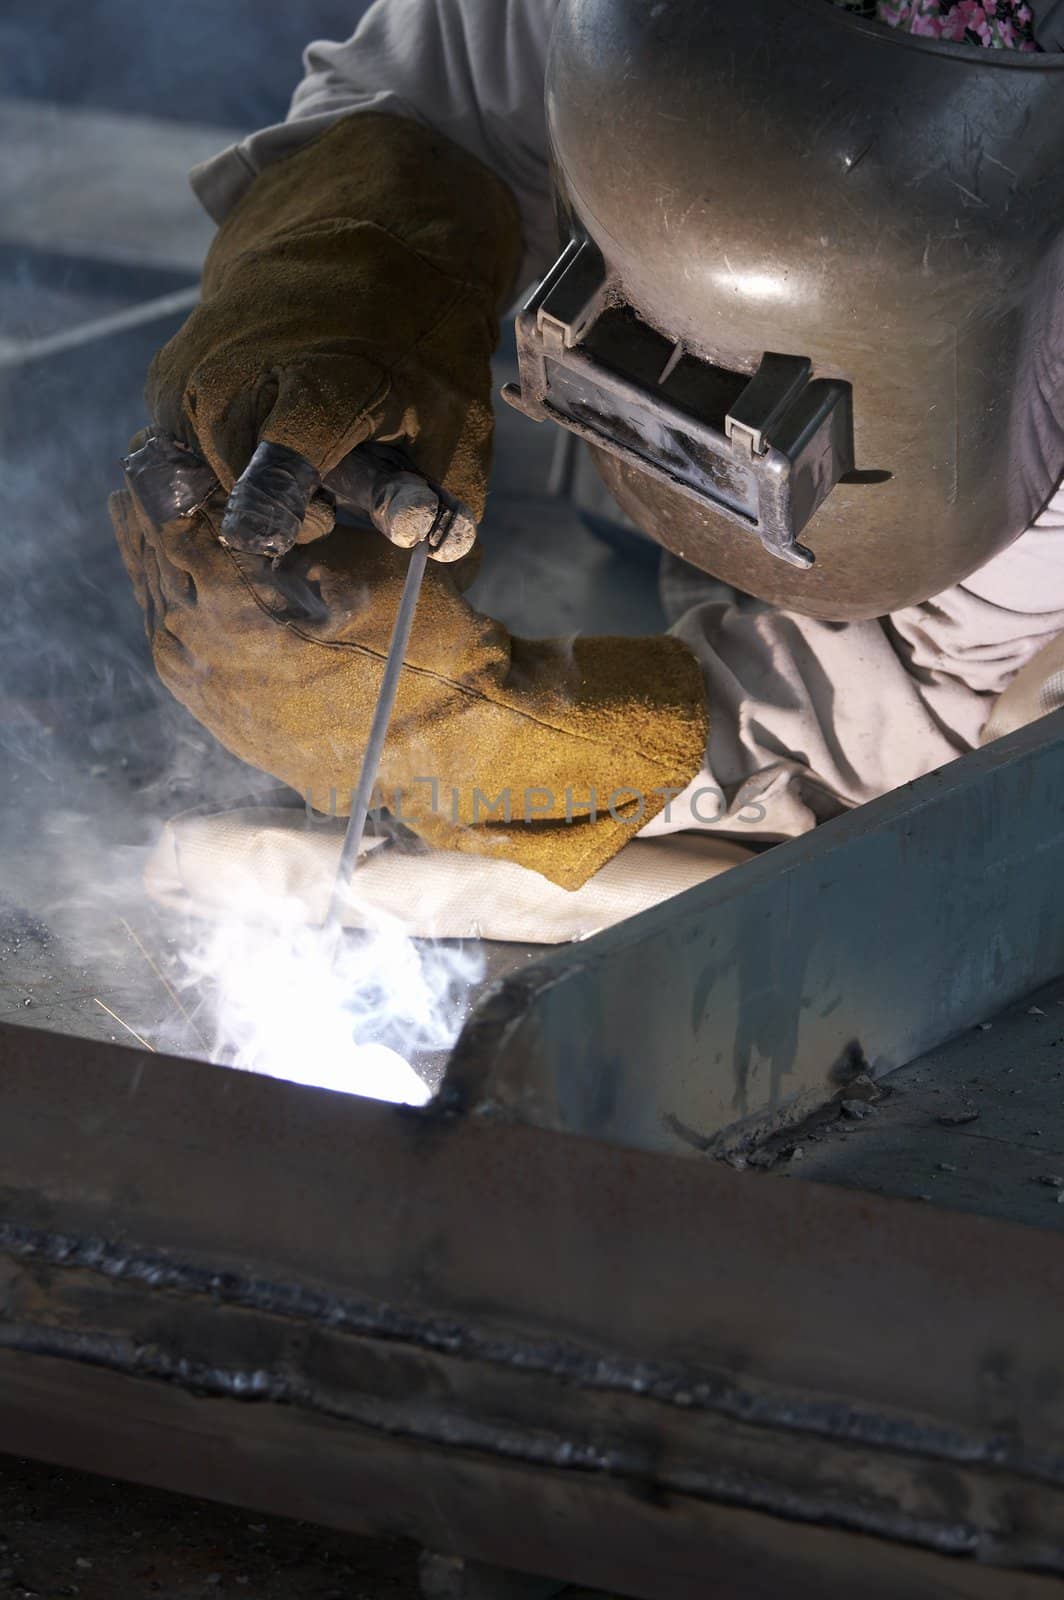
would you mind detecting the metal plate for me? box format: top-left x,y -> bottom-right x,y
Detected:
447,710 -> 1064,1159
2,1018 -> 1064,1595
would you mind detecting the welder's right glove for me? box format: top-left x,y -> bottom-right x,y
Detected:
116,111 -> 708,889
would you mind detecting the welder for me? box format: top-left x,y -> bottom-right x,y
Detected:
112,0 -> 1064,892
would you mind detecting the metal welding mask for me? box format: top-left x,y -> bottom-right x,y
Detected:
504,0 -> 1064,619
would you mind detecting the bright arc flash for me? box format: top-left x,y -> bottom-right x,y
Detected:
177,887 -> 479,1107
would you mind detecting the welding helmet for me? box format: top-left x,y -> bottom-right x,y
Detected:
505,0 -> 1064,619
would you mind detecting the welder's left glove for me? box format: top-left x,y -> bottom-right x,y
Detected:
113,112 -> 709,890
111,476 -> 708,891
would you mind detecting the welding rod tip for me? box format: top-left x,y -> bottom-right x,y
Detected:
371,476 -> 441,548
372,475 -> 477,563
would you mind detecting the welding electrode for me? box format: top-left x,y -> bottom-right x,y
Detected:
322,533 -> 432,937
309,454 -> 470,932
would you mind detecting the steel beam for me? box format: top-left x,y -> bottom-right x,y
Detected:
1,1019 -> 1064,1596
447,708 -> 1064,1157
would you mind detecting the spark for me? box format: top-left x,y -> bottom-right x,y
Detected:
93,997 -> 156,1053
119,915 -> 210,1052
175,886 -> 477,1106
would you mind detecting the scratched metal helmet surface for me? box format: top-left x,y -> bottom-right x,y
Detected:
532,0 -> 1064,619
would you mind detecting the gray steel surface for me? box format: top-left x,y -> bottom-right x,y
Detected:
447,708 -> 1064,1159
786,969 -> 1064,1226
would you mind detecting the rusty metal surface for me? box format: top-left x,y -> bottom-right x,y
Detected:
1,1018 -> 1064,1596
446,709 -> 1064,1159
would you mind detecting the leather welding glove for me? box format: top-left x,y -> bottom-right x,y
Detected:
117,113 -> 708,889
112,483 -> 706,888
147,113 -> 517,549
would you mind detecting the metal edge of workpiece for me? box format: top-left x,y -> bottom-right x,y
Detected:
1,1016 -> 1064,1596
444,708 -> 1064,1159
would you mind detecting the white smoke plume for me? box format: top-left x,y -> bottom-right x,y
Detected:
173,875 -> 484,1105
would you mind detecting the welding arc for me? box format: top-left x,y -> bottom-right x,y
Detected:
323,538 -> 431,935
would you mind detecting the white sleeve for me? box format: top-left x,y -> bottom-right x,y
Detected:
188,0 -> 559,288
640,482 -> 1064,843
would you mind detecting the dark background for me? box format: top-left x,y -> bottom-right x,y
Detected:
1,0 -> 373,128
0,1 -> 375,761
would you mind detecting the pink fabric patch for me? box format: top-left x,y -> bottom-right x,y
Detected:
838,0 -> 1040,48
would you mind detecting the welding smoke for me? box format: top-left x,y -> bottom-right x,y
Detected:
171,864 -> 484,1105
1,0 -> 486,1111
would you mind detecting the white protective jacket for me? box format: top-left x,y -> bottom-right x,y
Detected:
190,0 -> 1064,842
